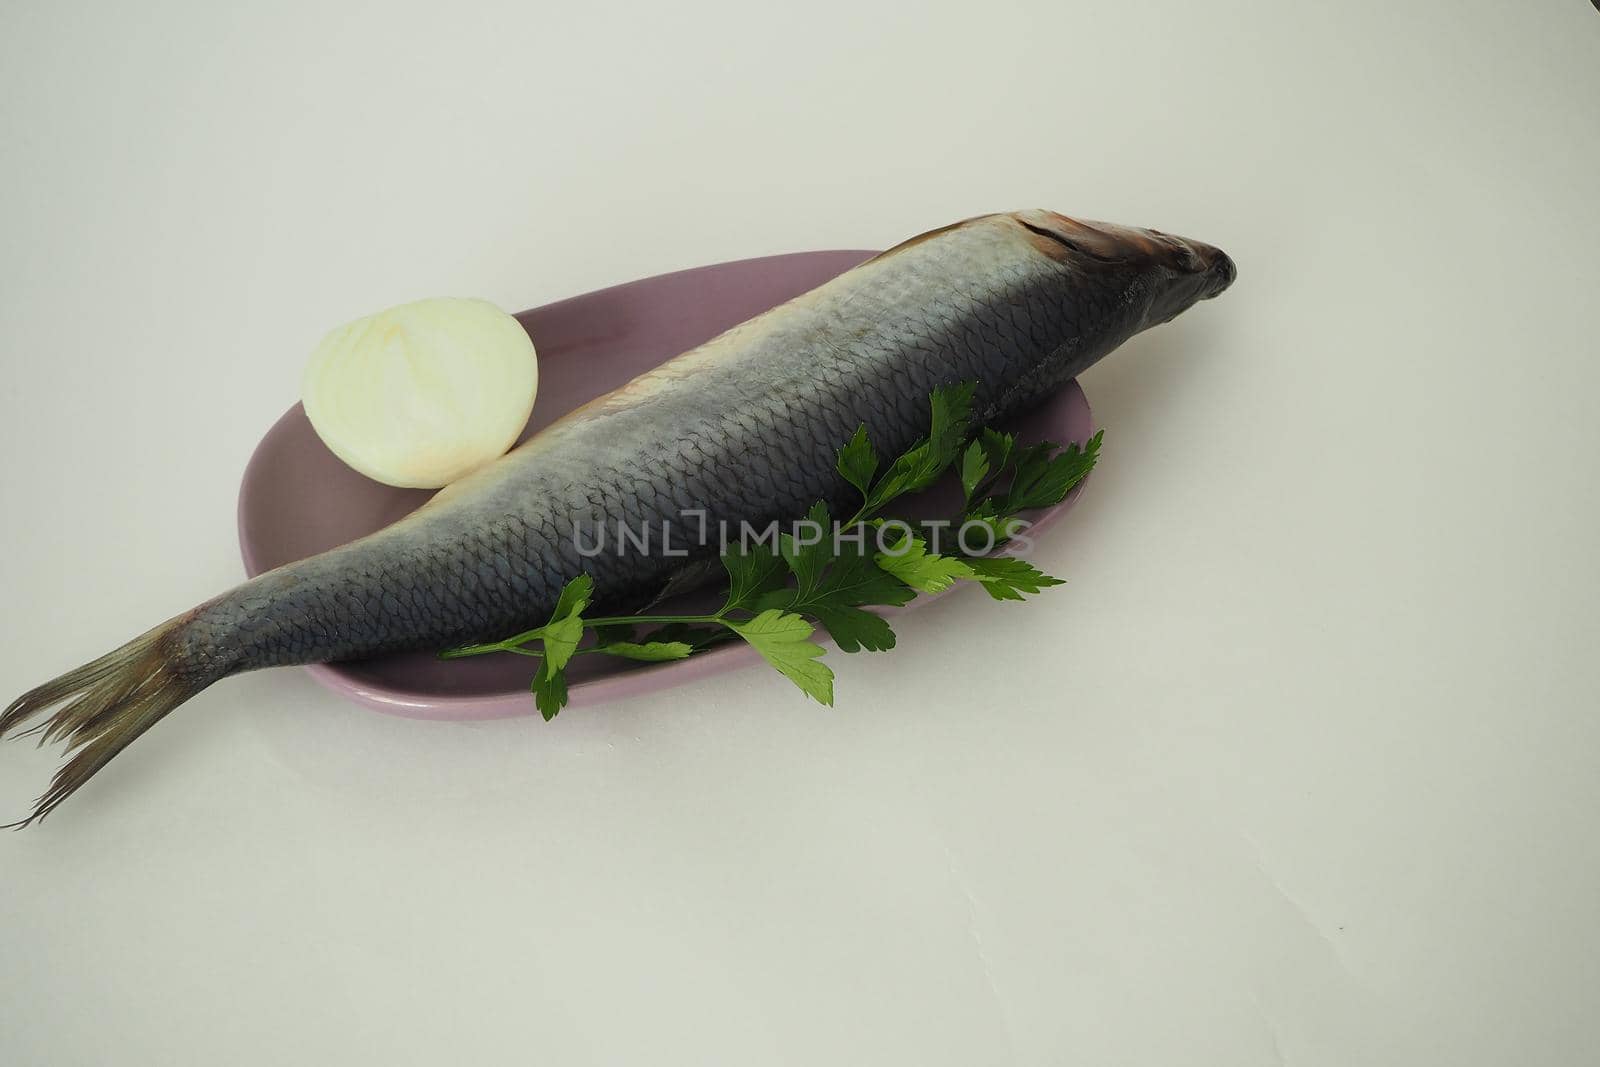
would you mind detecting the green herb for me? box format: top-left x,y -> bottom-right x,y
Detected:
441,384 -> 1100,717
961,555 -> 1067,602
727,609 -> 835,705
872,532 -> 976,594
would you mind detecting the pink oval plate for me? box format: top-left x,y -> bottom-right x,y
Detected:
238,250 -> 1094,720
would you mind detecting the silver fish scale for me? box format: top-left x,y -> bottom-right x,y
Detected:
184,217 -> 1152,676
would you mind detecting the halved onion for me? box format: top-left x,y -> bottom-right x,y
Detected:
301,297 -> 538,489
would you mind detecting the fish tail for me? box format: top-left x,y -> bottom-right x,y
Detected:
1,614 -> 219,828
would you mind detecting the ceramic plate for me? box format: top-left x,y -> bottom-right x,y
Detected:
238,251 -> 1094,719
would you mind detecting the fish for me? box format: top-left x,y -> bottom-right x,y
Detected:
1,210 -> 1235,824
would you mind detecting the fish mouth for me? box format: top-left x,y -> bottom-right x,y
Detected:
1197,247 -> 1236,298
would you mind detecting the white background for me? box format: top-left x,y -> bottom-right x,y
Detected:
2,2 -> 1597,1064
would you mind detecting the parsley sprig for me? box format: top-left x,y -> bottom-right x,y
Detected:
441,384 -> 1102,718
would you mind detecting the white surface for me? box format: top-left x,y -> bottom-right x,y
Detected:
2,2 -> 1597,1064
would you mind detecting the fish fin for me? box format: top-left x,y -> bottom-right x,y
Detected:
2,617 -> 213,828
864,213 -> 995,262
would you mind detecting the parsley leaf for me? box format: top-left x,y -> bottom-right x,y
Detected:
531,668 -> 568,722
810,544 -> 916,611
752,537 -> 915,620
959,439 -> 989,505
720,540 -> 788,612
862,382 -> 978,512
873,534 -> 977,594
836,424 -> 878,498
810,604 -> 897,653
960,556 -> 1066,602
547,573 -> 594,629
778,501 -> 835,600
536,575 -> 592,676
538,614 -> 586,676
979,427 -> 1014,474
524,573 -> 594,719
727,609 -> 835,705
990,431 -> 1103,515
753,538 -> 912,651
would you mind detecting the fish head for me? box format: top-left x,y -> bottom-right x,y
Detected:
1007,209 -> 1236,331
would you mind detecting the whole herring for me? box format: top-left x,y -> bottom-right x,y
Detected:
1,211 -> 1235,824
